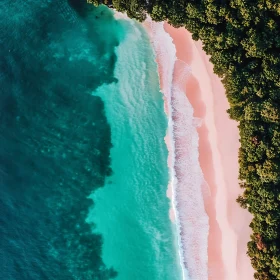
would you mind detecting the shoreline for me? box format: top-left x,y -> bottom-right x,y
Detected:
164,24 -> 254,279
144,19 -> 209,280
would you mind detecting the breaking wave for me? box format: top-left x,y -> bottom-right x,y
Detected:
146,19 -> 209,280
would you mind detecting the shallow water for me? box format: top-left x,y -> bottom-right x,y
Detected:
0,2 -> 181,280
88,17 -> 182,280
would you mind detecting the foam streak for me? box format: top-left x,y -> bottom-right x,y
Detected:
144,19 -> 209,280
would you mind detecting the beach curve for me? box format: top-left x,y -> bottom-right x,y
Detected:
144,17 -> 254,280
164,23 -> 254,280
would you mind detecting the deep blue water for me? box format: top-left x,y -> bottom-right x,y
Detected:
0,1 -> 122,279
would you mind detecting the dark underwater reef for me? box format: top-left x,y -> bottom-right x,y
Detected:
92,0 -> 280,279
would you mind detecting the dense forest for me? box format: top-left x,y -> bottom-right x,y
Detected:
90,0 -> 280,279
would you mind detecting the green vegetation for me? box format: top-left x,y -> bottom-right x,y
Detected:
91,0 -> 280,278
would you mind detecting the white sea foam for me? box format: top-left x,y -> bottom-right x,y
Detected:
146,19 -> 209,280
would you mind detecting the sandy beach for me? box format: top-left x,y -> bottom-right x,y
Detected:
163,24 -> 254,280
143,16 -> 254,279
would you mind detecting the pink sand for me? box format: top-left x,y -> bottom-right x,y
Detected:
164,24 -> 254,280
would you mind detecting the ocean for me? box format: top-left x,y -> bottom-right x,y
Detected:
0,1 -> 182,279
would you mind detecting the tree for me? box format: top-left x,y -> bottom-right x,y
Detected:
256,160 -> 280,183
261,100 -> 280,123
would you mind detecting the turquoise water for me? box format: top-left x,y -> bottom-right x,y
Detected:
0,1 -> 181,279
88,18 -> 182,280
